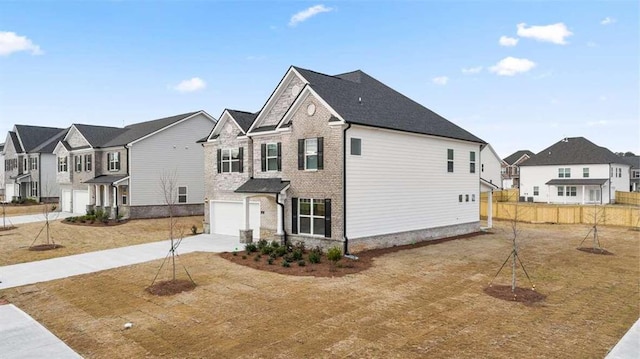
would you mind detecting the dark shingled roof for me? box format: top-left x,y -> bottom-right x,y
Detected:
84,175 -> 128,184
14,125 -> 66,152
101,111 -> 200,147
520,137 -> 625,167
619,155 -> 640,169
8,132 -> 22,153
503,150 -> 535,165
31,128 -> 68,153
546,178 -> 609,186
292,67 -> 484,144
227,110 -> 259,133
235,178 -> 290,194
0,143 -> 4,151
73,124 -> 127,147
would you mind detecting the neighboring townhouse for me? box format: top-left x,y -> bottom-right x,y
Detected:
0,143 -> 4,201
519,137 -> 630,204
3,125 -> 67,202
53,111 -> 216,218
501,150 -> 534,189
203,66 -> 486,252
480,143 -> 503,190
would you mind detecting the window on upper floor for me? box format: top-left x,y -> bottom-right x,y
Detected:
217,148 -> 243,173
470,151 -> 476,173
261,143 -> 281,172
58,156 -> 68,172
533,186 -> 539,196
178,186 -> 187,203
481,164 -> 484,172
583,168 -> 589,178
298,138 -> 323,171
559,168 -> 571,178
351,138 -> 361,156
108,152 -> 120,171
84,154 -> 92,171
447,149 -> 454,173
75,155 -> 82,172
22,157 -> 27,173
632,170 -> 640,179
29,157 -> 38,170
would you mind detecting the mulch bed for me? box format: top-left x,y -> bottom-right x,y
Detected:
145,279 -> 197,296
62,219 -> 128,227
576,247 -> 614,255
29,244 -> 64,251
220,232 -> 487,278
484,285 -> 546,306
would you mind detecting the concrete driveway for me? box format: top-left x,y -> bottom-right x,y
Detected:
0,233 -> 242,290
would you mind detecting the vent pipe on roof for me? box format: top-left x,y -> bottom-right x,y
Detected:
358,97 -> 362,104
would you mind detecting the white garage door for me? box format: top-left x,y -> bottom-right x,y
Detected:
5,184 -> 15,201
61,189 -> 72,213
72,190 -> 89,215
210,200 -> 261,239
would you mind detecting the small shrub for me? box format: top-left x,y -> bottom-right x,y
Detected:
297,260 -> 306,267
292,248 -> 304,261
281,260 -> 291,268
269,252 -> 277,259
191,225 -> 197,235
245,243 -> 258,253
275,246 -> 287,257
232,251 -> 238,256
293,241 -> 306,253
308,251 -> 321,264
260,245 -> 274,255
271,240 -> 280,248
267,257 -> 274,265
327,246 -> 342,266
241,255 -> 247,260
283,253 -> 294,263
257,239 -> 268,250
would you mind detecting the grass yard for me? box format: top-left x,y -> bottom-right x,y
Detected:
0,203 -> 50,217
0,216 -> 203,266
0,222 -> 638,358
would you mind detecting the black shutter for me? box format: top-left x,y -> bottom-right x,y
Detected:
216,149 -> 221,173
317,137 -> 324,170
298,139 -> 304,170
261,143 -> 266,172
292,198 -> 298,234
238,147 -> 244,173
324,198 -> 331,238
277,142 -> 282,171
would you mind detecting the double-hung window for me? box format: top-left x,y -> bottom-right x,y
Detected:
75,155 -> 82,172
447,149 -> 454,172
566,186 -> 577,196
178,186 -> 187,203
583,168 -> 589,178
108,152 -> 120,171
557,186 -> 564,196
30,181 -> 38,197
29,157 -> 38,170
58,156 -> 68,172
298,198 -> 325,236
261,143 -> 281,171
121,186 -> 128,205
533,186 -> 539,196
298,138 -> 323,171
558,168 -> 570,178
84,154 -> 92,171
220,148 -> 240,173
469,151 -> 476,173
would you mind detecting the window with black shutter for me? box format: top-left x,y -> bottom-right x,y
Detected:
292,197 -> 298,234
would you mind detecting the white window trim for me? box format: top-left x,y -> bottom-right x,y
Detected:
298,198 -> 325,237
266,143 -> 278,172
177,186 -> 188,203
30,181 -> 38,197
447,149 -> 454,173
221,148 -> 240,173
533,186 -> 539,196
75,155 -> 83,172
470,151 -> 476,173
85,154 -> 92,171
304,138 -> 318,171
58,157 -> 68,172
108,152 -> 120,172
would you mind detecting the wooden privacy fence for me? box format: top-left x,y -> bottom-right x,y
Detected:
480,189 -> 519,202
480,201 -> 640,228
616,191 -> 640,206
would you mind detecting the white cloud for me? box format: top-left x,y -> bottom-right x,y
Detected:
432,76 -> 449,85
516,22 -> 573,45
289,4 -> 333,27
0,31 -> 43,56
587,120 -> 609,127
600,17 -> 616,25
489,57 -> 536,76
499,36 -> 519,47
462,66 -> 483,74
173,77 -> 206,93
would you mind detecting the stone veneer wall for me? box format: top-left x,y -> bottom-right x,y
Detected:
128,203 -> 203,219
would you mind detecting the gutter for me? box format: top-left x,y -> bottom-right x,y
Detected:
609,162 -> 612,204
343,122 -> 351,255
276,192 -> 287,246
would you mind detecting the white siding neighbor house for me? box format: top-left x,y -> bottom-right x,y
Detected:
53,111 -> 216,218
519,137 -> 630,204
203,66 -> 486,252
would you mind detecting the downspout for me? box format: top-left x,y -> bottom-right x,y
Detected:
343,122 -> 351,255
276,192 -> 287,246
608,162 -> 612,204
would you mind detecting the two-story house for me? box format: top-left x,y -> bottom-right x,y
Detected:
203,66 -> 486,252
519,137 -> 630,204
53,111 -> 216,218
501,150 -> 534,189
3,125 -> 67,202
619,155 -> 639,192
0,143 -> 4,201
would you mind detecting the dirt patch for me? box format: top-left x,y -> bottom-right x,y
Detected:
29,244 -> 64,251
577,247 -> 614,255
145,279 -> 197,296
0,226 -> 17,232
484,285 -> 546,306
220,231 -> 487,277
62,219 -> 129,227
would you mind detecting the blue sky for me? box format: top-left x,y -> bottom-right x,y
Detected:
1,1 -> 638,157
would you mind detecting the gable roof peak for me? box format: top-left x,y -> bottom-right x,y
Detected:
521,136 -> 623,166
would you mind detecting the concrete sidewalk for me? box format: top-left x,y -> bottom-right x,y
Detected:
0,304 -> 82,358
0,233 -> 242,290
605,318 -> 640,359
3,211 -> 74,225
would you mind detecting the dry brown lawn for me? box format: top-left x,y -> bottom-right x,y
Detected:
0,216 -> 203,266
0,203 -> 50,217
1,222 -> 638,358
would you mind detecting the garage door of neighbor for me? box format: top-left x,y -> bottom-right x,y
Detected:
210,200 -> 261,239
72,190 -> 89,215
61,190 -> 72,213
5,184 -> 15,201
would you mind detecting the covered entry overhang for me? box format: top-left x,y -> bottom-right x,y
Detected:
84,175 -> 129,208
480,177 -> 500,229
234,178 -> 290,242
12,173 -> 31,184
545,178 -> 608,204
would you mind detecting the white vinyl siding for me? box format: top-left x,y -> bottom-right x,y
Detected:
346,125 -> 480,239
129,113 -> 213,206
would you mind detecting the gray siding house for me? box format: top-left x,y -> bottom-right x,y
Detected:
53,111 -> 216,218
2,125 -> 67,202
203,66 -> 486,253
